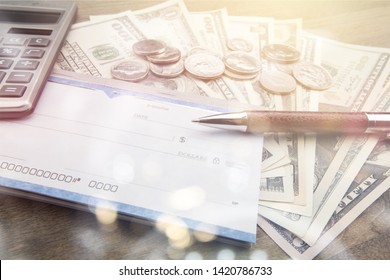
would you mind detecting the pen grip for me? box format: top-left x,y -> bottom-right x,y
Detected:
246,111 -> 368,133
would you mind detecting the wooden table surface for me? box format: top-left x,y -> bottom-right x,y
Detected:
1,0 -> 389,260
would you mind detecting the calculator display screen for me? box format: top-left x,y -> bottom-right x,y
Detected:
0,9 -> 62,24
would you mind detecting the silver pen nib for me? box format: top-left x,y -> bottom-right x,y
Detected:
192,112 -> 248,132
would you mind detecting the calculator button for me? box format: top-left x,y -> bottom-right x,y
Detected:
15,60 -> 40,70
0,47 -> 20,58
0,71 -> 5,83
28,38 -> 50,47
0,85 -> 26,97
21,49 -> 45,59
3,37 -> 27,46
0,59 -> 13,69
6,72 -> 33,83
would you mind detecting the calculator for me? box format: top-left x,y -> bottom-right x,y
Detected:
0,1 -> 77,118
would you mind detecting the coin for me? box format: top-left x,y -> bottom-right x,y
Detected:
227,37 -> 253,52
259,71 -> 297,94
186,47 -> 222,59
150,59 -> 184,78
184,53 -> 225,80
224,68 -> 258,80
223,51 -> 261,75
274,62 -> 295,75
132,39 -> 166,56
292,62 -> 333,90
111,59 -> 150,82
146,46 -> 181,64
262,43 -> 300,63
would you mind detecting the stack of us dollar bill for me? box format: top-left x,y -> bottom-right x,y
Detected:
54,0 -> 390,259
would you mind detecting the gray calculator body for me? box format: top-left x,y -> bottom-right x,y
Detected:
0,1 -> 77,118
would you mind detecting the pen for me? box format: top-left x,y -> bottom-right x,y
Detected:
192,111 -> 390,135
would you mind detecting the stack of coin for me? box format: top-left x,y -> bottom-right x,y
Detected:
184,44 -> 262,81
227,37 -> 253,53
135,39 -> 185,79
111,39 -> 185,82
111,59 -> 150,83
259,43 -> 333,94
184,48 -> 225,80
133,39 -> 167,56
262,43 -> 301,64
223,51 -> 261,80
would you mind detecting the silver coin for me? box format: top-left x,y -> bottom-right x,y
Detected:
292,62 -> 333,90
150,59 -> 184,78
262,44 -> 300,63
146,46 -> 181,64
184,53 -> 225,80
259,71 -> 297,94
273,62 -> 295,75
227,37 -> 253,52
223,51 -> 261,75
111,59 -> 150,82
186,47 -> 222,59
224,68 -> 258,80
132,39 -> 166,56
141,75 -> 201,95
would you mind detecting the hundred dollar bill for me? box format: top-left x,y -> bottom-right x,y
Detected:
296,52 -> 390,243
300,85 -> 390,245
259,134 -> 380,239
191,9 -> 230,54
294,38 -> 390,232
258,36 -> 390,231
259,82 -> 390,244
55,12 -> 146,76
132,0 -> 200,54
302,134 -> 380,244
317,35 -> 390,112
258,140 -> 390,259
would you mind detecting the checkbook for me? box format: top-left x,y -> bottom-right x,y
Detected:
0,71 -> 263,243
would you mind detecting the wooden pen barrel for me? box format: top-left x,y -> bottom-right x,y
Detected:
246,111 -> 369,134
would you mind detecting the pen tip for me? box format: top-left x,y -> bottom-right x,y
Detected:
192,119 -> 200,123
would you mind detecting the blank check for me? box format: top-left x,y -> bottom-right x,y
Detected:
0,73 -> 263,243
